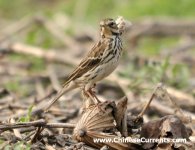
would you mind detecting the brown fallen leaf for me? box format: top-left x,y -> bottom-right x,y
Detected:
140,115 -> 192,149
73,98 -> 143,150
113,96 -> 128,137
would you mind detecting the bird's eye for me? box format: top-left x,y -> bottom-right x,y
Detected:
108,22 -> 115,27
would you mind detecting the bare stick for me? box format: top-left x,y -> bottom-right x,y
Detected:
44,122 -> 75,128
8,42 -> 77,65
163,39 -> 195,56
37,16 -> 79,50
47,64 -> 62,91
128,20 -> 195,40
1,42 -> 79,65
36,89 -> 56,103
156,84 -> 185,116
0,16 -> 34,43
31,127 -> 44,143
23,131 -> 36,141
0,119 -> 75,131
0,119 -> 46,130
137,83 -> 162,118
137,83 -> 194,124
10,118 -> 22,139
137,92 -> 156,118
150,100 -> 195,124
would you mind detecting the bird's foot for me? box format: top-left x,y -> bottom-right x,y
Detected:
85,89 -> 107,112
87,88 -> 101,103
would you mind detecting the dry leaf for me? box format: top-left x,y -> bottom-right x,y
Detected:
73,99 -> 143,150
140,115 -> 191,149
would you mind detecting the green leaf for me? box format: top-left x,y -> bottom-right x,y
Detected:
19,105 -> 33,122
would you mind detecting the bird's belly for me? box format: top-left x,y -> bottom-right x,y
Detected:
93,58 -> 119,82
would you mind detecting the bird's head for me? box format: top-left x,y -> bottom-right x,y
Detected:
100,18 -> 120,38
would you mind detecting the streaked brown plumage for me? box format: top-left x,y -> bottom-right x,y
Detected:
45,18 -> 123,112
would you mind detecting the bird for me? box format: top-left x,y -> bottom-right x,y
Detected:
44,18 -> 123,112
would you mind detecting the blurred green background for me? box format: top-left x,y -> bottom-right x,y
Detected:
1,1 -> 195,148
0,0 -> 194,95
1,0 -> 195,20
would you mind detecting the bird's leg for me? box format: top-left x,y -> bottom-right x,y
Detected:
85,88 -> 100,104
89,84 -> 102,103
85,87 -> 108,113
86,89 -> 106,113
88,88 -> 101,103
84,84 -> 106,112
84,83 -> 101,104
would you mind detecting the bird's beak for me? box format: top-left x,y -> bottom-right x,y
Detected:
100,21 -> 105,27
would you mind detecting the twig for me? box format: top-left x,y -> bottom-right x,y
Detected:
0,119 -> 75,132
0,119 -> 46,130
163,40 -> 195,56
166,87 -> 195,106
137,90 -> 156,118
44,122 -> 75,128
36,89 -> 56,103
0,16 -> 34,43
9,106 -> 45,120
10,118 -> 22,140
0,103 -> 28,112
31,126 -> 44,143
128,20 -> 195,41
136,83 -> 163,118
137,83 -> 195,125
47,64 -> 62,91
35,78 -> 46,99
150,100 -> 195,124
37,16 -> 80,50
19,126 -> 36,133
23,130 -> 36,141
2,42 -> 79,65
157,84 -> 185,116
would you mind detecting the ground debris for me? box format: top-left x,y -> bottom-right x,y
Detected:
140,115 -> 192,149
0,14 -> 195,150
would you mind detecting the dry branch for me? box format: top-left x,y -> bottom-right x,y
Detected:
47,64 -> 62,91
163,39 -> 195,56
150,100 -> 195,123
0,119 -> 75,131
129,20 -> 195,40
0,16 -> 34,43
36,16 -> 79,50
1,42 -> 79,65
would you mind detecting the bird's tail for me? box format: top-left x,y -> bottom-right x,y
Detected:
44,82 -> 77,112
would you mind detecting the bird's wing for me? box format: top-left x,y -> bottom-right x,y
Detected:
63,40 -> 107,87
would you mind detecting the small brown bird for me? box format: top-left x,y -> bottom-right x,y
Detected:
45,18 -> 123,112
